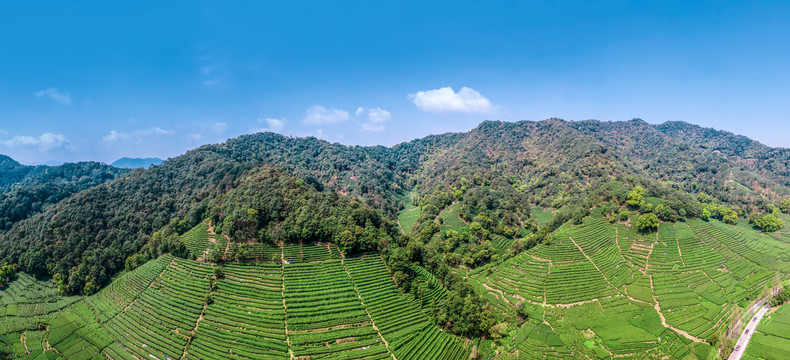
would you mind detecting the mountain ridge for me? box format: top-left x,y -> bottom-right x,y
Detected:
1,118 -> 789,296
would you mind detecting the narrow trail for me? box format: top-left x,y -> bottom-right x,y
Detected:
569,236 -> 648,305
643,233 -> 657,275
613,226 -> 627,264
569,236 -> 617,291
648,271 -> 705,343
41,325 -> 62,358
21,332 -> 28,354
673,223 -> 687,267
380,253 -> 399,287
280,242 -> 293,360
180,273 -> 217,360
206,222 -> 217,244
340,256 -> 398,360
122,258 -> 174,313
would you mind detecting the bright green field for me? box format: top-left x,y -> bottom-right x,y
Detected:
0,244 -> 468,360
397,188 -> 420,235
473,216 -> 789,359
531,207 -> 554,228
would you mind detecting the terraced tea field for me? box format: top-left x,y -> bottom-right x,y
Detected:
473,217 -> 790,359
3,215 -> 790,359
0,242 -> 468,359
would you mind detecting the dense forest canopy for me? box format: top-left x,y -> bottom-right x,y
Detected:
2,118 -> 790,300
0,158 -> 128,231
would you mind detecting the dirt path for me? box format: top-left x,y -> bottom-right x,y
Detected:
648,274 -> 705,343
206,222 -> 217,244
122,258 -> 174,313
280,243 -> 293,359
569,236 -> 618,291
180,273 -> 216,360
21,332 -> 28,353
380,253 -> 399,287
673,223 -> 687,267
40,325 -> 63,358
340,257 -> 398,360
613,226 -> 627,264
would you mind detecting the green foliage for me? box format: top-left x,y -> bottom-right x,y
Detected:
636,213 -> 659,232
781,198 -> 790,213
751,212 -> 785,232
0,158 -> 128,232
769,285 -> 790,307
210,168 -> 396,255
626,186 -> 645,208
124,253 -> 148,272
0,262 -> 18,286
701,208 -> 711,221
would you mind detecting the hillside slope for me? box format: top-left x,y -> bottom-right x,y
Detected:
1,119 -> 789,297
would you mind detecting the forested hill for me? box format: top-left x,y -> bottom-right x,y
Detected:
2,118 -> 790,296
0,157 -> 129,231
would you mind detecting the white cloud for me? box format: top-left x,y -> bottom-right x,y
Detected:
303,105 -> 350,124
2,133 -> 70,151
133,127 -> 172,136
102,130 -> 129,142
315,129 -> 324,138
0,129 -> 8,136
210,122 -> 228,133
34,88 -> 72,105
257,118 -> 285,133
102,127 -> 173,143
357,107 -> 391,132
408,86 -> 492,113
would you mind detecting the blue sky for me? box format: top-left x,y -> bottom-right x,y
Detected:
1,1 -> 789,164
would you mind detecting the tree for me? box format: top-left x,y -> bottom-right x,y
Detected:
722,211 -> 738,225
636,213 -> 659,232
626,186 -> 645,208
701,208 -> 711,221
781,199 -> 790,214
753,213 -> 784,232
213,266 -> 224,279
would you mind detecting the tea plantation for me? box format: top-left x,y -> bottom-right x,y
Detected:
0,242 -> 466,359
2,216 -> 789,359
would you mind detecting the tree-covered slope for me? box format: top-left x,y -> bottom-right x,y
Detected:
2,119 -> 790,298
0,156 -> 129,231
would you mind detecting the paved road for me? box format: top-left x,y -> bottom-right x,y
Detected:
728,305 -> 770,360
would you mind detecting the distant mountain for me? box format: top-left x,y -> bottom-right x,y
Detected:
111,157 -> 164,169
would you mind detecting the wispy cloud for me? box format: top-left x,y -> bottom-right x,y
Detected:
102,127 -> 173,143
34,88 -> 71,105
303,105 -> 350,124
102,130 -> 129,142
210,122 -> 228,133
197,49 -> 225,87
357,107 -> 391,132
2,133 -> 71,151
257,117 -> 285,132
409,86 -> 492,114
